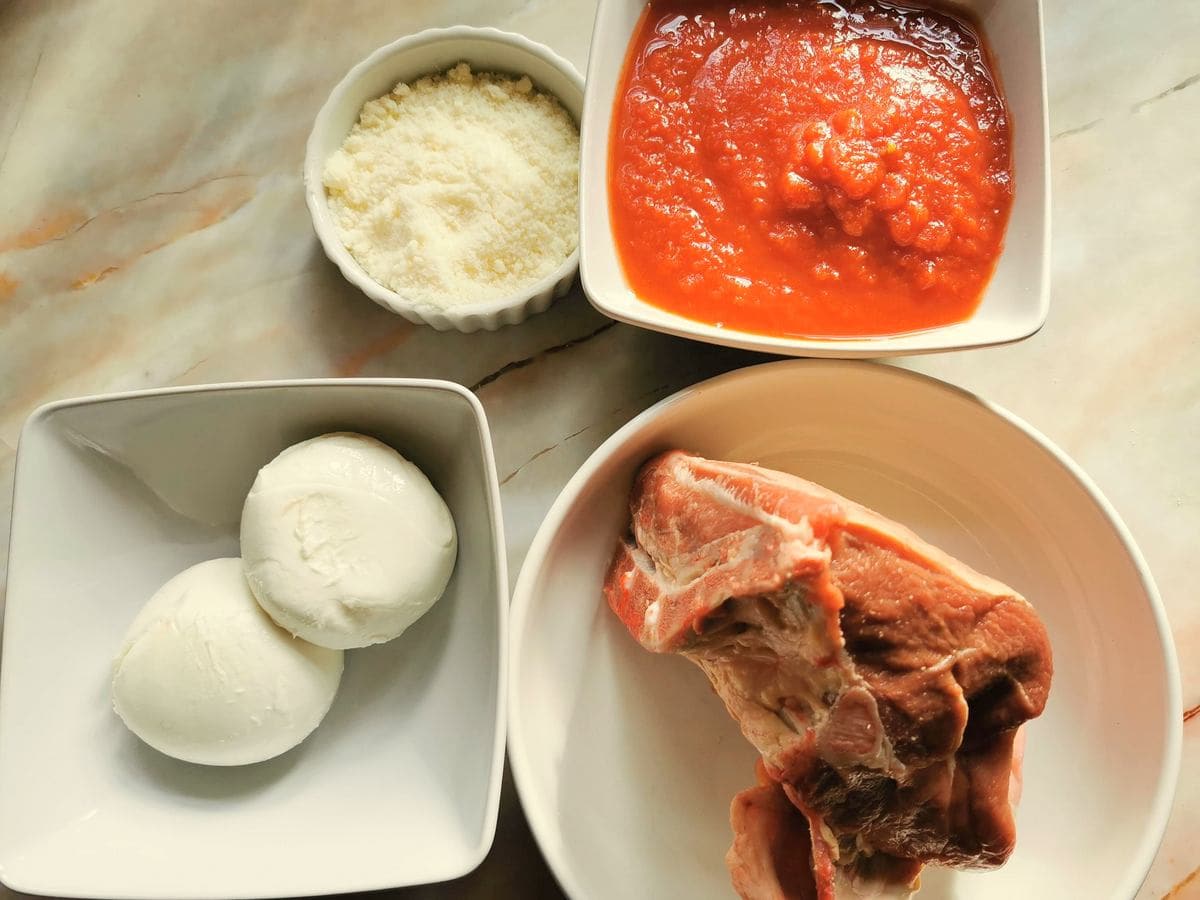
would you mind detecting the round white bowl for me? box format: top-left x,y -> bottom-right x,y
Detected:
509,360 -> 1180,900
305,27 -> 584,333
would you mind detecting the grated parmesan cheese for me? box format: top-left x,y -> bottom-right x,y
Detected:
322,62 -> 580,309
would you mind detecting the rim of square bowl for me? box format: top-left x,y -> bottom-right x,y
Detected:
506,358 -> 1182,900
304,26 -> 585,333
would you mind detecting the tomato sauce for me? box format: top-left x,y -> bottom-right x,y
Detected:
609,0 -> 1014,338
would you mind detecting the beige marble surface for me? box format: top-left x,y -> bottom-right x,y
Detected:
0,0 -> 1196,897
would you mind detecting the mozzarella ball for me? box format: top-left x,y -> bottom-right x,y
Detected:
240,433 -> 457,650
111,558 -> 344,766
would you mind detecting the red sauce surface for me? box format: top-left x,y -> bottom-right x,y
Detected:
609,0 -> 1014,338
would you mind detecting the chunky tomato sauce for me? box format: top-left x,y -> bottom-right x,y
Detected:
609,0 -> 1013,338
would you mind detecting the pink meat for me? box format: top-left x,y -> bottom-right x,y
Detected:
727,761 -> 822,900
604,451 -> 1052,897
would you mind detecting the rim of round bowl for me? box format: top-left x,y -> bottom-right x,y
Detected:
304,26 -> 584,333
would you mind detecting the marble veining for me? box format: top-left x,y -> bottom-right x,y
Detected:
0,0 -> 1197,897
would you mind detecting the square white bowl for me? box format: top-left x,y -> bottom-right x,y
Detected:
0,379 -> 508,899
579,0 -> 1050,357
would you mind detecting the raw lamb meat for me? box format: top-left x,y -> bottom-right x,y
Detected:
603,451 -> 1053,898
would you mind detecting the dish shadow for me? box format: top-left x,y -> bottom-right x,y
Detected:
911,872 -> 958,899
117,729 -> 303,803
302,240 -> 609,381
316,576 -> 455,737
555,602 -> 758,898
58,426 -> 233,543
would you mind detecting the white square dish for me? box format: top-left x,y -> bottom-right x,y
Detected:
579,0 -> 1050,357
0,379 -> 507,899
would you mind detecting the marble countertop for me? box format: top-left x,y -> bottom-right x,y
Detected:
0,1 -> 1196,897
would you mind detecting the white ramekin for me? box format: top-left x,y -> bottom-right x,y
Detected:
305,27 -> 584,333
